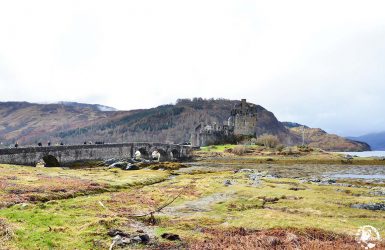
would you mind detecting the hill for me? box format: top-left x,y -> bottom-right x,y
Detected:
348,132 -> 385,150
289,127 -> 370,152
281,122 -> 370,151
0,102 -> 128,145
0,99 -> 370,151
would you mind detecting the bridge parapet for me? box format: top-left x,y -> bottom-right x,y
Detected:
0,143 -> 192,166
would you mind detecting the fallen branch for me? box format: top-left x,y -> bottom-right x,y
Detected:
126,191 -> 183,224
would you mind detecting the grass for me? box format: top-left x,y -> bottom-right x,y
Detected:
0,159 -> 385,249
196,144 -> 385,165
0,164 -> 170,208
200,144 -> 262,152
186,227 -> 385,250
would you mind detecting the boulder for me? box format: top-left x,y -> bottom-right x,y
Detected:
108,229 -> 150,246
125,164 -> 140,170
161,233 -> 180,241
108,162 -> 128,169
351,203 -> 385,211
104,158 -> 118,166
112,235 -> 131,247
107,229 -> 129,238
138,234 -> 150,244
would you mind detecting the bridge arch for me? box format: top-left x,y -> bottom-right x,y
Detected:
42,155 -> 60,167
138,147 -> 149,159
170,149 -> 180,160
149,147 -> 168,161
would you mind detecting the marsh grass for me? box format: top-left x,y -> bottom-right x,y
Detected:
0,162 -> 385,249
186,227 -> 385,250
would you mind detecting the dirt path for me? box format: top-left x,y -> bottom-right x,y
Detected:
162,191 -> 233,217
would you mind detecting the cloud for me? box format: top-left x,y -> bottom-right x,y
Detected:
0,0 -> 384,136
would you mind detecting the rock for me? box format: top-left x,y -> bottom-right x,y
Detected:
309,178 -> 321,183
238,169 -> 255,173
308,177 -> 336,185
104,158 -> 117,165
131,236 -> 142,244
370,188 -> 385,196
289,187 -> 306,191
224,180 -> 235,186
248,174 -> 261,180
336,183 -> 353,187
108,161 -> 128,169
325,178 -> 336,184
139,234 -> 150,244
112,235 -> 131,246
125,164 -> 140,170
161,233 -> 181,241
108,229 -> 150,245
248,174 -> 261,186
127,158 -> 137,164
351,203 -> 385,211
107,229 -> 129,237
19,203 -> 29,209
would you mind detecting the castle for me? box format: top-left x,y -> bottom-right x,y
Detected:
191,99 -> 258,147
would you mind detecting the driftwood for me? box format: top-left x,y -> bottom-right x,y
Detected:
127,191 -> 183,224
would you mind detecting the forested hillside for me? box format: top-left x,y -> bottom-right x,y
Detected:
0,98 -> 370,151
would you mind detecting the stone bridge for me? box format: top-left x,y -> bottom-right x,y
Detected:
0,143 -> 192,167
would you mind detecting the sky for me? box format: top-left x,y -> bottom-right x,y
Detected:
0,0 -> 384,136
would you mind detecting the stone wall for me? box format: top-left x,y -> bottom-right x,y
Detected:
0,143 -> 191,166
233,114 -> 257,136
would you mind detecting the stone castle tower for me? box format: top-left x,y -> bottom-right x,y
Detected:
191,99 -> 258,147
228,99 -> 257,136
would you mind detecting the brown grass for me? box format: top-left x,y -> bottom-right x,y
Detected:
232,145 -> 248,156
0,175 -> 106,208
186,227 -> 385,250
0,218 -> 13,244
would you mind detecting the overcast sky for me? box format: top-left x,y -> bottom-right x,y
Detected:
0,1 -> 384,136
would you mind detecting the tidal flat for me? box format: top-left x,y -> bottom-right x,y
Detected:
1,150 -> 385,249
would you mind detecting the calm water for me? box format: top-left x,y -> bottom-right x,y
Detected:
338,151 -> 385,157
330,174 -> 385,179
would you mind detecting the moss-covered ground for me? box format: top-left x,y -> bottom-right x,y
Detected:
199,144 -> 385,165
0,154 -> 385,249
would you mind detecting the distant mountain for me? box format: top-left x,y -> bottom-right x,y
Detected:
57,102 -> 118,112
0,99 -> 370,151
348,132 -> 385,150
281,122 -> 309,129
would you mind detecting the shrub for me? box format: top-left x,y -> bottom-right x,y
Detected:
256,134 -> 280,148
232,145 -> 247,156
250,138 -> 257,145
276,144 -> 285,152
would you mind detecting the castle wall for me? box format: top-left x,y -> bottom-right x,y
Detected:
191,99 -> 259,146
233,114 -> 257,136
